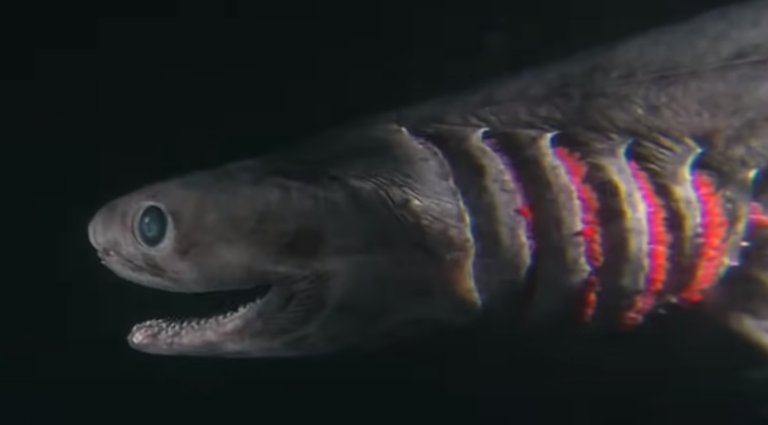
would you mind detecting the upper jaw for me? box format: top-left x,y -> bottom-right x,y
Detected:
96,249 -> 186,293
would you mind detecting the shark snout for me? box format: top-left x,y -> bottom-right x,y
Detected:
88,213 -> 99,250
88,211 -> 117,267
87,206 -> 115,256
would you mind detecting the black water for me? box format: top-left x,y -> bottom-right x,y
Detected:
8,0 -> 768,421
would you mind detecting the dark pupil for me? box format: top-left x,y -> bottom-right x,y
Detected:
138,205 -> 167,247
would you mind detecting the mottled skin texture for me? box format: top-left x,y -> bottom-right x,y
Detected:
89,1 -> 768,358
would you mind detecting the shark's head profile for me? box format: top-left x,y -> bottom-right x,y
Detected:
88,126 -> 481,357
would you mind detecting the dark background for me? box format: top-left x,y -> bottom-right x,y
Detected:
6,0 -> 768,421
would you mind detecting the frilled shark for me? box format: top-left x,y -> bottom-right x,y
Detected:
88,0 -> 768,358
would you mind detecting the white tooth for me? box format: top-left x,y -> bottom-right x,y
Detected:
136,289 -> 266,331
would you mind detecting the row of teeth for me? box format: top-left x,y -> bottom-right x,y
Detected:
142,299 -> 260,332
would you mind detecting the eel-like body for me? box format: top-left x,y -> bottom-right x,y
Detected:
89,0 -> 768,358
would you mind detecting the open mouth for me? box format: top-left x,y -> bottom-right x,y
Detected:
96,249 -> 299,341
124,274 -> 325,355
126,283 -> 290,352
92,243 -> 329,354
132,284 -> 273,331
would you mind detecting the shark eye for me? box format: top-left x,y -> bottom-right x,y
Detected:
137,205 -> 167,247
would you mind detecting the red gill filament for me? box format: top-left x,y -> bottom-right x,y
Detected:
553,147 -> 603,322
622,161 -> 671,328
681,172 -> 729,304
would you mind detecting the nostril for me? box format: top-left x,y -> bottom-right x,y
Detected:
97,248 -> 114,265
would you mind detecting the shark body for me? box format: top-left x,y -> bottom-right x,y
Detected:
88,1 -> 768,358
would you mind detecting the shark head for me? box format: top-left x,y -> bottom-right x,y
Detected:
88,125 -> 481,357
